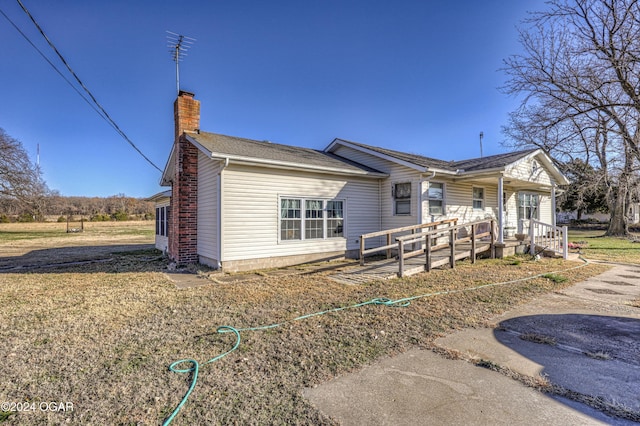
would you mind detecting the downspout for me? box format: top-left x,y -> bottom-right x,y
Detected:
216,157 -> 230,269
498,175 -> 504,243
420,171 -> 437,224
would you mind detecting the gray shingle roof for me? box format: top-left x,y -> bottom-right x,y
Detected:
451,149 -> 539,172
189,132 -> 385,175
335,139 -> 455,170
336,139 -> 539,173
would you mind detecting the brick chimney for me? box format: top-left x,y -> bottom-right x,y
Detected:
174,90 -> 200,140
169,90 -> 201,264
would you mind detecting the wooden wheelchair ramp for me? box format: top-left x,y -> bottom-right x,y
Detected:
333,219 -> 496,283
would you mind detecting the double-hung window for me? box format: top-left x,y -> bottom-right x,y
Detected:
427,182 -> 445,215
472,187 -> 484,210
305,200 -> 324,239
280,199 -> 302,240
517,193 -> 539,220
280,198 -> 344,241
394,182 -> 411,215
327,201 -> 344,237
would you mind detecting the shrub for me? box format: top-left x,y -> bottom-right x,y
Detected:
112,211 -> 129,221
0,214 -> 10,223
17,213 -> 35,222
57,216 -> 66,223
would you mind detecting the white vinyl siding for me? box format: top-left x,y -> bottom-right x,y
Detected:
332,145 -> 418,230
197,152 -> 221,263
506,156 -> 554,186
220,164 -> 380,262
424,179 -> 498,224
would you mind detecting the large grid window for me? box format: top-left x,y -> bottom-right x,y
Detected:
472,187 -> 484,210
280,198 -> 344,241
427,182 -> 445,215
518,193 -> 539,220
394,182 -> 411,215
280,199 -> 302,240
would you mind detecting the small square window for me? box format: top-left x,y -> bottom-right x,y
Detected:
394,182 -> 411,215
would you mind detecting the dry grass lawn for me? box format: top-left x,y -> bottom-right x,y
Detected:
0,222 -> 614,425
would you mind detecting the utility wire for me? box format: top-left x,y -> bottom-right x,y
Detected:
0,7 -> 105,120
13,0 -> 163,173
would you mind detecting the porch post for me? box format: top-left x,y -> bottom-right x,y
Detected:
551,185 -> 557,228
498,176 -> 504,243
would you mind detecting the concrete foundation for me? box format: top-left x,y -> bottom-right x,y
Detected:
220,251 -> 347,273
494,240 -> 528,258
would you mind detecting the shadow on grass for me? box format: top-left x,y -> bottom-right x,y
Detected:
0,244 -> 165,274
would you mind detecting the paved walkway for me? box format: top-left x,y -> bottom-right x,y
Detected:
304,262 -> 640,425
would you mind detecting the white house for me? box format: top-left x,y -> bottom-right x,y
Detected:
153,91 -> 569,272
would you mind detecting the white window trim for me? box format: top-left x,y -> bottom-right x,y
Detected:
155,205 -> 169,237
393,182 -> 412,216
278,196 -> 346,243
427,181 -> 446,216
472,186 -> 485,211
517,192 -> 540,220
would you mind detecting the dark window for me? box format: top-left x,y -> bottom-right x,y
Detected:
394,182 -> 411,215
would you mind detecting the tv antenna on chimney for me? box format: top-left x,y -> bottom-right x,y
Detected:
167,31 -> 196,94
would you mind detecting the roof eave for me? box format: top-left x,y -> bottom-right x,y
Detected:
326,138 -> 428,172
159,144 -> 176,186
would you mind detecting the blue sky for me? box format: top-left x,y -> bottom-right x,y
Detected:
0,1 -> 538,198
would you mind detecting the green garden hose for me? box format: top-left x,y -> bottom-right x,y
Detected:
163,257 -> 590,425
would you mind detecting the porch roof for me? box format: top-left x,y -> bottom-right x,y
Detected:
327,139 -> 569,187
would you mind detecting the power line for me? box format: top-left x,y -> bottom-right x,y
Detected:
0,6 -> 105,120
12,0 -> 163,173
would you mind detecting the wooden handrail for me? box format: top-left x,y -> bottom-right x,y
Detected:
359,218 -> 458,265
360,218 -> 458,239
395,218 -> 496,277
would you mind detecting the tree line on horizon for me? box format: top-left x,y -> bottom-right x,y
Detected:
0,128 -> 153,223
0,193 -> 154,223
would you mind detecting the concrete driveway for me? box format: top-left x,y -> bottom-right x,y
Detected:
304,262 -> 640,425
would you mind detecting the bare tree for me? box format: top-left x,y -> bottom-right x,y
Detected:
502,0 -> 640,236
0,128 -> 48,217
